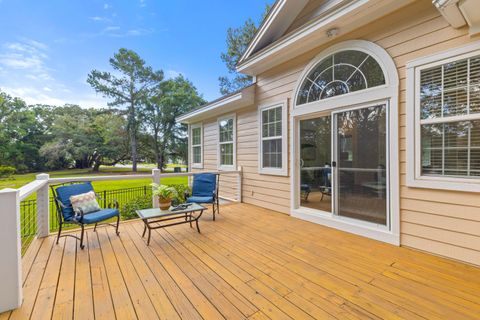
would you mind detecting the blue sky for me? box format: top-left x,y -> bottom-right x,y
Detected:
0,0 -> 272,107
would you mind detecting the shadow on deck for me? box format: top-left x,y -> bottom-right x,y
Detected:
2,203 -> 480,319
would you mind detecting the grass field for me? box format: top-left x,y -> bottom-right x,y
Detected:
0,166 -> 188,200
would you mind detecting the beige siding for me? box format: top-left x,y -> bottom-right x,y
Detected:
197,1 -> 480,265
192,120 -> 239,201
192,105 -> 291,214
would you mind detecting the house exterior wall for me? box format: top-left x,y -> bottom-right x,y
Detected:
192,1 -> 480,265
191,105 -> 291,213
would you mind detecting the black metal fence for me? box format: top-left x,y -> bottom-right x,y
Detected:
20,185 -> 152,255
20,199 -> 38,256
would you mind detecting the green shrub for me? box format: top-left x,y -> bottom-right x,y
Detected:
120,195 -> 152,220
167,184 -> 191,204
0,166 -> 16,179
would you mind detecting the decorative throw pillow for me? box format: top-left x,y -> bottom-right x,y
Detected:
70,191 -> 101,216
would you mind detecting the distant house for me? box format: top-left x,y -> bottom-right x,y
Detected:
178,0 -> 480,266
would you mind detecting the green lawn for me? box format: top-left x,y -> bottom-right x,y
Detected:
0,166 -> 188,200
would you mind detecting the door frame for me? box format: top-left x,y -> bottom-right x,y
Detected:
289,40 -> 400,245
331,101 -> 391,231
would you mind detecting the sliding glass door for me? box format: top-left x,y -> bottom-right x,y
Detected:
299,116 -> 332,212
334,104 -> 388,225
298,103 -> 389,226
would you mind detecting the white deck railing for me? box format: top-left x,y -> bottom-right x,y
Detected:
0,167 -> 242,313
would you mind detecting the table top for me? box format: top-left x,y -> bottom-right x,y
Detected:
136,203 -> 206,219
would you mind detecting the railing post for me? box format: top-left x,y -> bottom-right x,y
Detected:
237,166 -> 243,203
152,169 -> 161,208
36,173 -> 50,238
0,188 -> 22,312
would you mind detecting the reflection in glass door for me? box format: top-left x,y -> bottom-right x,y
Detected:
299,116 -> 332,212
334,104 -> 388,225
298,104 -> 389,226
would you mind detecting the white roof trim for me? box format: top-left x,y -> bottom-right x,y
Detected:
239,0 -> 309,64
237,0 -> 415,76
177,85 -> 255,124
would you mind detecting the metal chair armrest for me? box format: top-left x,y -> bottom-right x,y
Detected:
108,199 -> 119,210
56,199 -> 71,210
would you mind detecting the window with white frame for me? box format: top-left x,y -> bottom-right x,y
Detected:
259,101 -> 288,175
407,43 -> 480,190
191,124 -> 202,168
218,115 -> 235,169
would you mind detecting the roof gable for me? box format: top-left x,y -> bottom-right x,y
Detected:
282,0 -> 341,35
237,0 -> 416,76
239,0 -> 310,63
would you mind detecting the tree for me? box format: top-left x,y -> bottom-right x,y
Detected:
218,4 -> 271,95
143,75 -> 205,169
87,48 -> 164,172
0,92 -> 53,172
40,106 -> 130,171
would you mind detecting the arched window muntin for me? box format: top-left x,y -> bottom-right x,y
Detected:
294,44 -> 392,109
303,60 -> 369,102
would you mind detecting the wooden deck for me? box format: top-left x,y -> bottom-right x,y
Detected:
2,203 -> 480,320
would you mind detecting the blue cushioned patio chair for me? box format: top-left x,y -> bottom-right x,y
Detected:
186,173 -> 219,220
51,182 -> 120,249
320,167 -> 332,201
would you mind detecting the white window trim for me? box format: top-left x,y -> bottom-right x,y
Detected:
190,123 -> 203,169
406,41 -> 480,192
290,40 -> 400,246
258,100 -> 288,176
217,114 -> 237,170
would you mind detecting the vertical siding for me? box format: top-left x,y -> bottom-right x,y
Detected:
197,1 -> 480,264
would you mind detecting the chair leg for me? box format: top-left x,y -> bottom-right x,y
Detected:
79,225 -> 85,250
212,203 -> 216,221
115,215 -> 120,236
93,223 -> 98,232
56,223 -> 62,245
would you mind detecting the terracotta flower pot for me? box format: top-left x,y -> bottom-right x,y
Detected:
159,198 -> 172,210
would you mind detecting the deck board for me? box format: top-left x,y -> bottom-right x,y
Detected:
2,203 -> 480,320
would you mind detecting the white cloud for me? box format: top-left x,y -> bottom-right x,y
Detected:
0,39 -> 52,82
1,86 -> 66,105
103,25 -> 121,32
1,85 -> 109,108
139,0 -> 147,7
0,38 -> 111,108
167,70 -> 181,79
84,26 -> 154,38
103,3 -> 111,10
125,28 -> 153,36
89,16 -> 111,23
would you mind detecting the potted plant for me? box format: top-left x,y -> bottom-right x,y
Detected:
151,183 -> 178,210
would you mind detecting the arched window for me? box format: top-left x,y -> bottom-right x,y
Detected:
296,50 -> 386,105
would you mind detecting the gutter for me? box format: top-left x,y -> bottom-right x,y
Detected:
176,85 -> 256,124
433,0 -> 480,35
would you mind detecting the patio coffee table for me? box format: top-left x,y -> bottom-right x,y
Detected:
136,203 -> 206,245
